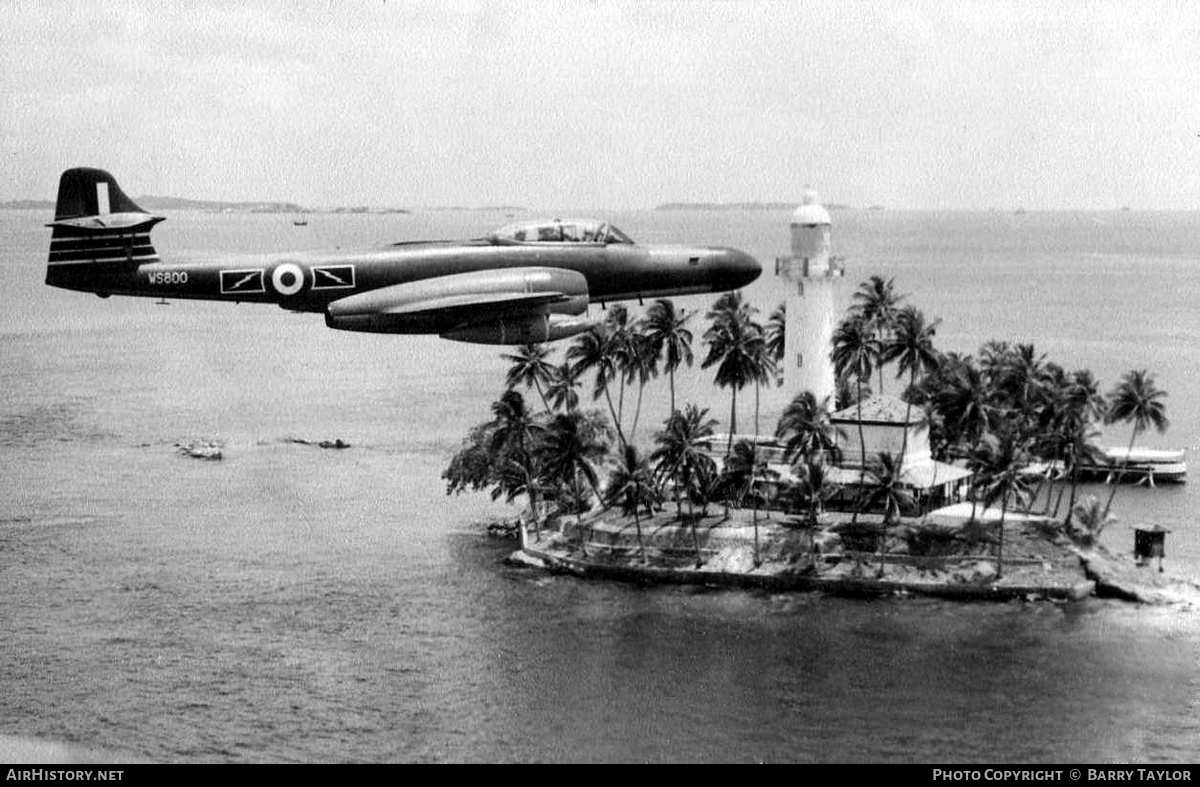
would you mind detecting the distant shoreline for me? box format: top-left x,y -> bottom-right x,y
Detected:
0,198 -> 535,215
656,201 -> 858,211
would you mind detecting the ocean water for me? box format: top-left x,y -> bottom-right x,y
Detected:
1,207 -> 1198,763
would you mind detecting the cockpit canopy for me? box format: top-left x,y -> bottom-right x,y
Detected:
487,219 -> 635,245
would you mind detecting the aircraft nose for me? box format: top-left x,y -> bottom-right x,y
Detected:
709,247 -> 761,291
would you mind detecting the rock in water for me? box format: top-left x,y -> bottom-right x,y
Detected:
174,439 -> 223,460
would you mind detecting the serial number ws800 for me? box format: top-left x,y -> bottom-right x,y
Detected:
147,271 -> 188,285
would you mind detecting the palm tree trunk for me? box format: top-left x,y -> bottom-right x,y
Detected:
754,380 -> 761,439
617,375 -> 626,433
1103,429 -> 1138,518
808,508 -> 818,573
601,383 -> 628,450
899,369 -> 916,476
1064,463 -> 1080,526
676,463 -> 686,520
878,504 -> 891,577
1054,479 -> 1067,518
997,503 -> 1007,579
752,495 -> 761,568
1040,463 -> 1055,515
528,486 -> 541,543
726,388 -> 738,458
575,476 -> 587,557
688,493 -> 702,567
631,381 -> 645,443
633,506 -> 646,564
534,379 -> 551,414
851,379 -> 866,525
669,370 -> 676,416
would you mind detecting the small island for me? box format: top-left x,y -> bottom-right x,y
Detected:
445,281 -> 1198,606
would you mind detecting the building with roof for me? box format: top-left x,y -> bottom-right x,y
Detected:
827,393 -> 973,513
699,393 -> 973,516
835,393 -> 974,515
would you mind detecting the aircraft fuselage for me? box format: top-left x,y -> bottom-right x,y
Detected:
48,240 -> 750,315
43,168 -> 761,344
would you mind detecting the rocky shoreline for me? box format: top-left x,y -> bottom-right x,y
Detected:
506,508 -> 1200,607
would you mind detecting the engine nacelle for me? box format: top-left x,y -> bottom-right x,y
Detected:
441,314 -> 596,345
325,266 -> 589,335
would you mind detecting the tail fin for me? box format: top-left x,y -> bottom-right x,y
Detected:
46,168 -> 164,270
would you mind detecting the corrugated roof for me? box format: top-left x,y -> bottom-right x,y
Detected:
830,394 -> 918,424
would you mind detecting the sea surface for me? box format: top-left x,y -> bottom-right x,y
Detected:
1,206 -> 1198,763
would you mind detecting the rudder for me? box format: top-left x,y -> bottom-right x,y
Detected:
54,167 -> 146,221
46,168 -> 164,274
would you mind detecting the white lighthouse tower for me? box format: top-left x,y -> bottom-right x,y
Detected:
776,191 -> 843,405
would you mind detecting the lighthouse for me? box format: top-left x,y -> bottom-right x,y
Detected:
776,191 -> 843,405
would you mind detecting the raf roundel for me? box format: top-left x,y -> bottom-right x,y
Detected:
271,263 -> 305,296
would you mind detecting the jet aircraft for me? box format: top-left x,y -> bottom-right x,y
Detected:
44,168 -> 761,344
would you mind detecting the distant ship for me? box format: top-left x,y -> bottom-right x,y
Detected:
293,215 -> 308,227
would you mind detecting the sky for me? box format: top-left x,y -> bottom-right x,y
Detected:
4,0 -> 1200,210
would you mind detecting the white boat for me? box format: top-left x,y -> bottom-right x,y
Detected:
1080,447 -> 1187,486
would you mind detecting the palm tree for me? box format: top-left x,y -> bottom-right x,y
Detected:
651,405 -> 718,566
567,325 -> 627,449
830,313 -> 880,521
605,443 -> 658,563
651,405 -> 717,514
790,459 -> 835,570
882,305 -> 940,471
1061,424 -> 1106,523
623,331 -> 659,442
1068,494 -> 1115,547
1103,369 -> 1169,517
749,335 -> 775,440
1003,343 -> 1047,419
932,354 -> 992,462
765,302 -> 786,385
834,373 -> 870,411
487,389 -> 548,541
1030,363 -> 1070,515
718,439 -> 774,566
972,430 -> 1037,579
604,304 -> 636,431
641,298 -> 694,415
775,390 -> 839,467
707,290 -> 751,329
862,452 -> 914,575
978,342 -> 1049,442
851,275 -> 903,393
541,410 -> 608,556
492,457 -> 550,544
502,343 -> 556,412
703,292 -> 764,457
545,361 -> 581,413
1055,369 -> 1107,522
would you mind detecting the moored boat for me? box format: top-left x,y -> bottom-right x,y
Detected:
1079,447 -> 1187,486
